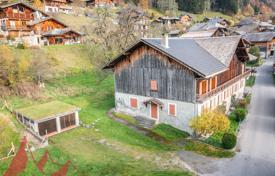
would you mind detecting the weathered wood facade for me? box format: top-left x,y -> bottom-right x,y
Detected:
31,18 -> 66,34
114,45 -> 196,103
0,3 -> 35,37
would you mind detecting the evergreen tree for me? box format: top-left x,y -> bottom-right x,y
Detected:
157,0 -> 178,16
216,0 -> 238,14
177,0 -> 205,14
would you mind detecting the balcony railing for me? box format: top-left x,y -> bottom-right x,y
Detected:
196,69 -> 251,102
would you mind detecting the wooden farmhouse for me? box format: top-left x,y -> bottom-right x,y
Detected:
0,2 -> 48,38
104,36 -> 251,132
244,32 -> 275,58
44,0 -> 72,14
0,2 -> 82,46
15,101 -> 80,137
27,17 -> 83,45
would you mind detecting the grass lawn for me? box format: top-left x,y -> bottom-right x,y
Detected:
0,71 -> 192,176
152,124 -> 190,142
183,139 -> 235,158
246,59 -> 263,67
113,112 -> 137,125
246,76 -> 256,87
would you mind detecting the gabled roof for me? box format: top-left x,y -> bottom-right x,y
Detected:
189,22 -> 225,32
28,17 -> 67,27
0,1 -> 49,16
244,32 -> 275,42
42,28 -> 83,36
181,29 -> 217,38
104,36 -> 245,78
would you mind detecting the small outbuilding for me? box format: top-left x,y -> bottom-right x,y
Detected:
15,101 -> 80,137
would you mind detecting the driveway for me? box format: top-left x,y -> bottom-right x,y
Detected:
179,58 -> 275,176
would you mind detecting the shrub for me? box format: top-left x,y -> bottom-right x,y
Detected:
235,108 -> 247,122
16,43 -> 25,49
222,133 -> 237,149
229,112 -> 237,121
238,99 -> 247,108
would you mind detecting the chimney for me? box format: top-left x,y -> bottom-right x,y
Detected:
161,33 -> 169,48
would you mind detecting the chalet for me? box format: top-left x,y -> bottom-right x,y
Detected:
15,101 -> 80,137
0,2 -> 82,46
244,32 -> 275,58
180,14 -> 192,25
152,16 -> 180,28
103,36 -> 250,132
0,2 -> 48,38
44,0 -> 72,14
27,17 -> 83,45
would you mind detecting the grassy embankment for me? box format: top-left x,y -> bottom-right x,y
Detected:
0,45 -> 192,176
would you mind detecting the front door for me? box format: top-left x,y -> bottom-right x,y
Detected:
151,103 -> 158,119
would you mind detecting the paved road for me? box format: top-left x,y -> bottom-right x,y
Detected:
179,58 -> 275,176
207,58 -> 275,176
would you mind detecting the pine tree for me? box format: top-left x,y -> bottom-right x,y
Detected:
177,0 -> 205,14
157,0 -> 178,16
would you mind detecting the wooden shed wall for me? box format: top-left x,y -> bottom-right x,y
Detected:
114,45 -> 196,103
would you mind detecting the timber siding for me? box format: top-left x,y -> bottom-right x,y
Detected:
115,45 -> 196,103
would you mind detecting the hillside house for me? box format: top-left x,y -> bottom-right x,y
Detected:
104,36 -> 250,132
0,2 -> 48,37
44,0 -> 72,14
244,32 -> 275,58
180,14 -> 192,25
15,101 -> 80,137
0,2 -> 82,46
27,17 -> 83,45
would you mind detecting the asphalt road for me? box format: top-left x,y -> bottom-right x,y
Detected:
207,58 -> 275,176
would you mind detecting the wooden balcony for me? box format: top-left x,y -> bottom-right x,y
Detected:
196,69 -> 251,102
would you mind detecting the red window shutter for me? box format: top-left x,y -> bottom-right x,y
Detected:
130,98 -> 137,108
150,80 -> 158,91
169,104 -> 176,116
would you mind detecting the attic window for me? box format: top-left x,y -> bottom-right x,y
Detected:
150,80 -> 158,91
19,6 -> 24,13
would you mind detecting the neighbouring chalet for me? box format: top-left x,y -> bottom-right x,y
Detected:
0,2 -> 48,37
44,0 -> 72,14
0,2 -> 82,46
15,101 -> 80,137
244,32 -> 275,58
104,36 -> 251,132
27,17 -> 83,45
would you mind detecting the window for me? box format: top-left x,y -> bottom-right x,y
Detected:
168,103 -> 176,116
150,80 -> 158,91
130,98 -> 138,108
19,6 -> 24,13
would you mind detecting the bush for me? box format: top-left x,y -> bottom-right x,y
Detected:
16,43 -> 25,49
235,108 -> 247,122
222,133 -> 237,149
229,112 -> 237,121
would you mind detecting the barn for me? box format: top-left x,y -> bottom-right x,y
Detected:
15,101 -> 80,137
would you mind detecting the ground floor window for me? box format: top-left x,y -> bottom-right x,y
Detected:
60,113 -> 76,129
38,119 -> 57,136
168,103 -> 176,116
130,98 -> 138,108
55,38 -> 63,44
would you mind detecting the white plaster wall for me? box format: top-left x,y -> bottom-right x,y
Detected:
115,92 -> 197,133
200,78 -> 246,113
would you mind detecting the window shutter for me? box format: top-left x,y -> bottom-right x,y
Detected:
150,80 -> 158,91
169,104 -> 176,116
130,98 -> 137,108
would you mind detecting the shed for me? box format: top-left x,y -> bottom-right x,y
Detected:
15,101 -> 80,137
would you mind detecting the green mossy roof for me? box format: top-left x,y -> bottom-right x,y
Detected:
15,101 -> 79,121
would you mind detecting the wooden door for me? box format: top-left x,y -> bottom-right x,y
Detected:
151,103 -> 158,119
